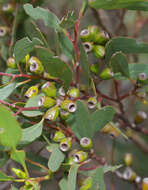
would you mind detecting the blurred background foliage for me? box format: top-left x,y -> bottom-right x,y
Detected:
0,0 -> 148,189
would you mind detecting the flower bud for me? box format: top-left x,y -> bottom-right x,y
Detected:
51,131 -> 65,142
87,97 -> 97,109
90,64 -> 99,75
7,57 -> 17,69
80,29 -> 91,42
38,96 -> 56,108
80,177 -> 92,190
134,111 -> 147,124
124,153 -> 133,166
123,167 -> 136,181
12,168 -> 27,179
28,56 -> 44,75
2,3 -> 14,13
60,137 -> 72,152
93,45 -> 105,59
61,99 -> 77,113
67,88 -> 80,99
83,42 -> 93,53
0,26 -> 8,37
24,85 -> 38,98
41,82 -> 57,98
60,109 -> 70,120
101,122 -> 120,137
44,106 -> 59,121
99,68 -> 114,80
80,137 -> 93,150
73,151 -> 88,163
142,178 -> 148,190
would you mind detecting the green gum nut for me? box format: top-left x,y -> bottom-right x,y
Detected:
29,56 -> 44,75
2,3 -> 14,13
58,86 -> 66,97
73,151 -> 88,163
60,109 -> 70,120
0,26 -> 8,37
94,30 -> 110,45
123,167 -> 136,181
59,137 -> 72,152
51,131 -> 65,142
44,106 -> 59,121
41,82 -> 57,98
7,57 -> 17,69
124,153 -> 133,167
24,85 -> 38,98
38,96 -> 56,108
99,68 -> 114,80
93,45 -> 105,59
88,25 -> 99,36
90,63 -> 99,75
87,97 -> 97,109
80,29 -> 91,42
137,72 -> 148,85
12,168 -> 27,179
60,99 -> 77,113
80,137 -> 93,150
83,42 -> 93,53
67,87 -> 80,98
80,177 -> 92,190
134,111 -> 147,124
21,54 -> 30,64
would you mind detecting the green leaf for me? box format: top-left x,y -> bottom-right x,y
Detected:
20,120 -> 43,145
67,164 -> 79,190
36,46 -> 72,90
14,37 -> 42,64
22,93 -> 43,117
46,143 -> 59,152
90,167 -> 105,190
88,0 -> 147,10
58,31 -> 75,61
91,106 -> 115,132
11,150 -> 27,172
111,52 -> 130,78
24,20 -> 50,49
127,2 -> 148,11
0,152 -> 9,168
59,178 -> 67,190
0,83 -> 20,101
105,37 -> 148,65
0,105 -> 22,148
67,102 -> 115,139
60,11 -> 76,29
80,43 -> 90,86
24,4 -> 60,30
103,164 -> 122,173
67,100 -> 92,139
48,147 -> 65,172
0,171 -> 14,181
129,63 -> 148,80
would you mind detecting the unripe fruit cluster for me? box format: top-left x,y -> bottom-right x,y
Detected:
80,25 -> 109,59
